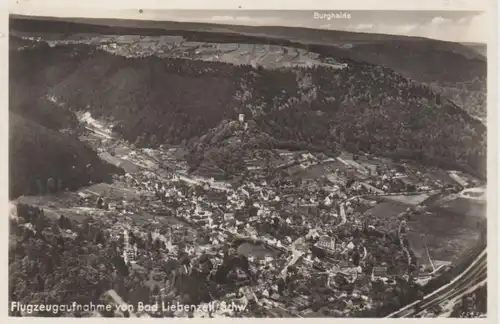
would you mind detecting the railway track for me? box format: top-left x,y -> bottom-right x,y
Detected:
386,249 -> 487,318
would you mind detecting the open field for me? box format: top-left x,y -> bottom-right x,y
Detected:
99,151 -> 140,173
407,207 -> 482,263
431,195 -> 486,218
383,193 -> 430,206
421,169 -> 457,186
15,180 -> 189,229
366,197 -> 482,264
13,31 -> 347,70
366,201 -> 408,232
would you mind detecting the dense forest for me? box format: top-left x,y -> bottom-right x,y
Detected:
346,43 -> 487,118
9,113 -> 123,199
11,15 -> 487,118
10,40 -> 486,181
9,203 -> 249,317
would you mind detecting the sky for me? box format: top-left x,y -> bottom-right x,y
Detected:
10,5 -> 488,43
134,10 -> 488,43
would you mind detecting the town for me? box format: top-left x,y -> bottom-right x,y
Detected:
9,112 -> 486,318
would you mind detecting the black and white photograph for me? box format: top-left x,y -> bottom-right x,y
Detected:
6,1 -> 492,319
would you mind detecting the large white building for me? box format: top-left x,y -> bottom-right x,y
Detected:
315,235 -> 336,253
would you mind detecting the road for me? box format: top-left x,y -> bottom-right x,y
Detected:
280,245 -> 305,279
386,249 -> 487,317
398,222 -> 412,270
84,126 -> 113,139
338,201 -> 347,226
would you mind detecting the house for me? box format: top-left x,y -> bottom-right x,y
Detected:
371,266 -> 388,282
346,242 -> 355,250
300,153 -> 317,162
433,260 -> 452,268
338,260 -> 349,268
364,164 -> 378,176
315,235 -> 336,253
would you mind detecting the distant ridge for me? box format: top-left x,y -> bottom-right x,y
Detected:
9,14 -> 485,60
10,15 -> 487,120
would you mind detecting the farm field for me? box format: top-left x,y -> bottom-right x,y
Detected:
13,31 -> 347,69
406,207 -> 482,263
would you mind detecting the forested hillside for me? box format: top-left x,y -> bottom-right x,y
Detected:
10,41 -> 486,181
9,113 -> 123,198
347,43 -> 487,118
11,16 -> 487,119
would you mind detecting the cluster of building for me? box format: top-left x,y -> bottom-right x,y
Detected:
78,167 -> 430,316
54,131 -> 480,318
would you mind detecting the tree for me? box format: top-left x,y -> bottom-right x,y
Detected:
134,135 -> 145,147
56,178 -> 63,192
147,232 -> 153,249
152,284 -> 160,297
58,215 -> 68,229
150,134 -> 158,147
47,177 -> 56,194
153,238 -> 163,251
82,219 -> 91,235
95,231 -> 105,245
346,178 -> 355,188
35,179 -> 44,195
51,223 -> 61,235
34,213 -> 47,233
